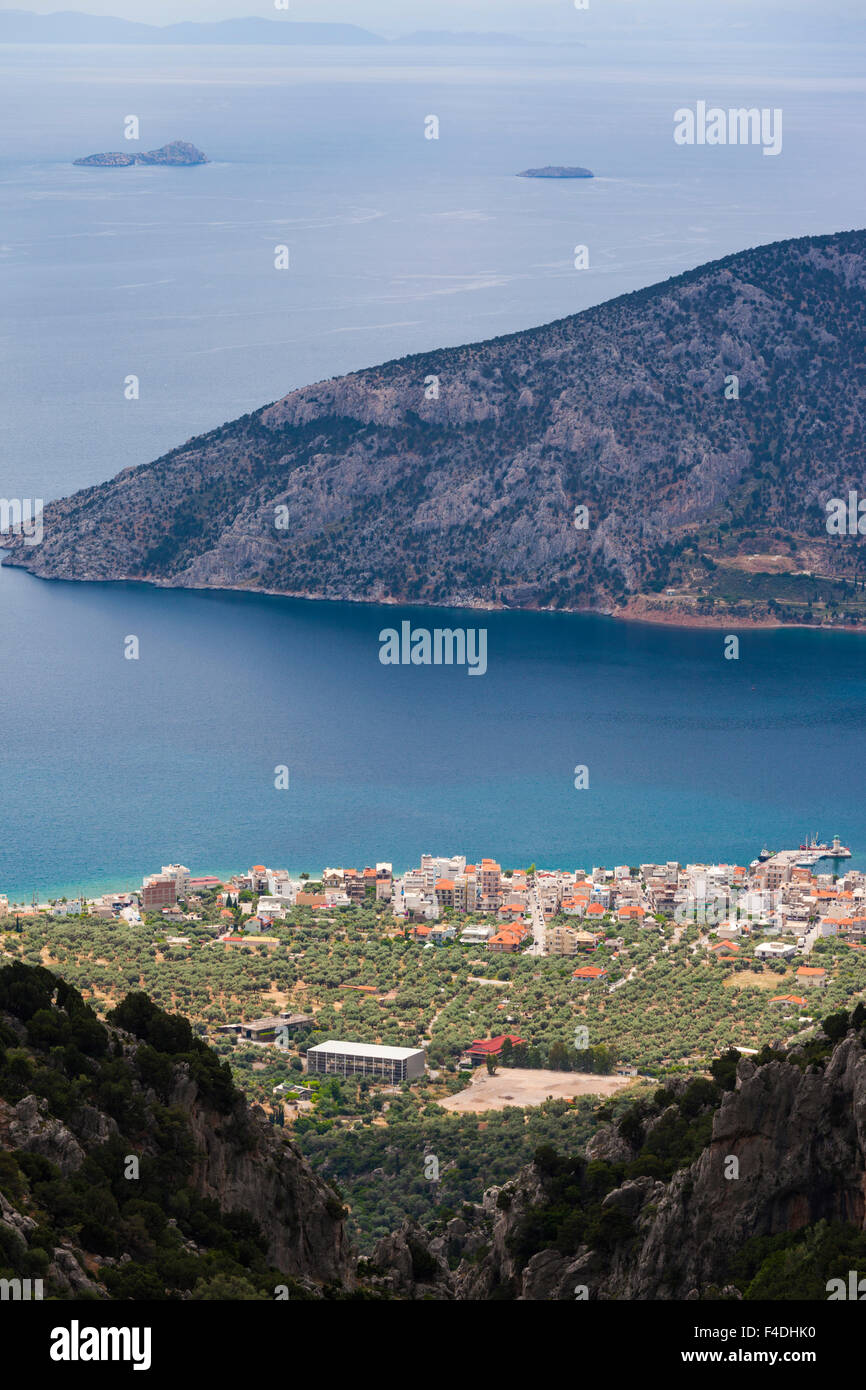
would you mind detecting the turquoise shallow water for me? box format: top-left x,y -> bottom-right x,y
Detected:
1,562 -> 864,899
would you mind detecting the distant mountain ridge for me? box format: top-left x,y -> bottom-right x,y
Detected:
0,10 -> 381,44
6,229 -> 866,629
394,31 -> 530,46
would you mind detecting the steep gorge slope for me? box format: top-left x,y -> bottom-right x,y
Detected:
4,961 -> 866,1302
0,964 -> 352,1299
379,1016 -> 866,1300
6,230 -> 866,623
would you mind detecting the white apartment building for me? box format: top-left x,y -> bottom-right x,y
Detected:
641,863 -> 679,884
736,889 -> 776,917
256,896 -> 289,919
420,854 -> 467,891
402,892 -> 439,921
754,941 -> 797,960
402,868 -> 429,896
460,924 -> 495,944
266,870 -> 297,900
160,865 -> 191,896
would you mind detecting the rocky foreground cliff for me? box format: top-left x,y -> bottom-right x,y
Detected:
2,963 -> 865,1300
366,1014 -> 866,1300
0,964 -> 352,1299
6,229 -> 866,627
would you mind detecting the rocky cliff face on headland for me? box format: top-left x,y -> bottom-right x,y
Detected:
4,229 -> 866,625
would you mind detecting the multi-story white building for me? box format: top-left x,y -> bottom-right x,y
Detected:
421,854 -> 467,891
265,869 -> 296,900
460,923 -> 494,944
160,864 -> 191,897
256,896 -> 289,919
306,1040 -> 426,1083
402,891 -> 439,921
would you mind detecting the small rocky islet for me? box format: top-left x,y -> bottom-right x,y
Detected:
517,165 -> 594,178
74,139 -> 209,167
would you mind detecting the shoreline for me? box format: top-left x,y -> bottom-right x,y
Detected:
5,846 -> 862,913
5,557 -> 866,634
614,597 -> 866,634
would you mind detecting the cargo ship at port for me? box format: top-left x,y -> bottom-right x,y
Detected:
798,834 -> 851,858
750,835 -> 852,871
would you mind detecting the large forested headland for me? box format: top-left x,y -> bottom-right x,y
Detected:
6,229 -> 866,629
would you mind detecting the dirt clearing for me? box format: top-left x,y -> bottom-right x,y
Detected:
438,1067 -> 636,1114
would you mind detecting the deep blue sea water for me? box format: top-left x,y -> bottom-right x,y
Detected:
1,38 -> 865,897
2,562 -> 866,899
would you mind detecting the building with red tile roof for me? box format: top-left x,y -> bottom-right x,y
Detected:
797,966 -> 827,985
487,926 -> 528,952
466,1034 -> 525,1063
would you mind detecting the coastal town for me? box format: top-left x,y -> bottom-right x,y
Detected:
5,6 -> 865,1323
74,846 -> 855,1157
4,843 -> 864,984
2,842 -> 864,1263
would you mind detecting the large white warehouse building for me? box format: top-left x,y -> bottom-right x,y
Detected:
306,1040 -> 426,1082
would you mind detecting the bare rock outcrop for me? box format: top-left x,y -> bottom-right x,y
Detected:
170,1071 -> 353,1285
622,1036 -> 866,1298
1,1095 -> 87,1175
365,1219 -> 454,1298
448,1031 -> 866,1300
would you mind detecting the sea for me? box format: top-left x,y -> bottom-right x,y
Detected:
1,36 -> 866,898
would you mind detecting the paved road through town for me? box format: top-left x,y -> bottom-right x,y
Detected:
527,879 -> 547,956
